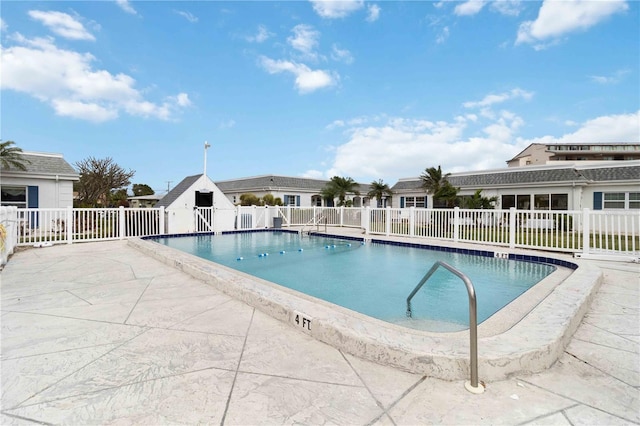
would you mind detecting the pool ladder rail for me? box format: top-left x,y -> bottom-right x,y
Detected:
406,260 -> 485,394
300,214 -> 327,235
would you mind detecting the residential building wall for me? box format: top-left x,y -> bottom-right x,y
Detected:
0,176 -> 75,208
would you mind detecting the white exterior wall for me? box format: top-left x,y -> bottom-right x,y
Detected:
165,175 -> 236,234
392,181 -> 639,211
581,183 -> 639,210
0,176 -> 75,208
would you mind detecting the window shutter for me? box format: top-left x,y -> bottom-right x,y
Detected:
27,186 -> 39,208
296,195 -> 300,206
400,197 -> 405,208
283,195 -> 289,205
593,192 -> 602,210
27,185 -> 39,228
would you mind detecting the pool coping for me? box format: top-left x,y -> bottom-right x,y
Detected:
129,232 -> 603,382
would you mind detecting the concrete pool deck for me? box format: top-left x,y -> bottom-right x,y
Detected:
1,238 -> 638,424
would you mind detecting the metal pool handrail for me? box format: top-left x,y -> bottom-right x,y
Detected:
406,260 -> 485,394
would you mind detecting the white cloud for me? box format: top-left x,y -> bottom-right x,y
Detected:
115,0 -> 137,15
463,88 -> 533,108
310,0 -> 364,19
313,110 -> 640,182
172,93 -> 192,107
218,119 -> 236,129
367,4 -> 381,22
490,0 -> 524,17
436,26 -> 450,44
259,56 -> 337,94
52,99 -> 118,122
1,18 -> 8,32
175,10 -> 198,23
302,169 -> 325,179
589,68 -> 630,85
523,111 -> 640,145
28,10 -> 95,41
246,25 -> 273,43
516,0 -> 628,46
288,24 -> 320,55
1,35 -> 189,122
331,44 -> 353,64
454,1 -> 486,16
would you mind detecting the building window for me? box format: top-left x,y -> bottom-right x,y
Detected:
534,194 -> 549,210
1,186 -> 27,208
603,192 -> 640,210
516,195 -> 530,210
501,195 -> 515,209
502,193 -> 569,210
283,195 -> 299,206
404,196 -> 426,208
551,194 -> 568,210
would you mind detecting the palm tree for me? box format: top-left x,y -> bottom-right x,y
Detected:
367,179 -> 393,207
420,165 -> 449,196
321,176 -> 360,207
461,189 -> 498,209
420,165 -> 458,208
0,140 -> 31,171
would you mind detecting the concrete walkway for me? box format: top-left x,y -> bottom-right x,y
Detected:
1,240 -> 638,425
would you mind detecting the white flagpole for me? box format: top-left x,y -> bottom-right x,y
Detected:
204,141 -> 211,177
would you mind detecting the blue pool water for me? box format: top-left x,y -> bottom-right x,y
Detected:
154,231 -> 556,332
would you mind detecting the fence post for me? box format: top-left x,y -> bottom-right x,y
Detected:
453,207 -> 460,242
159,206 -> 165,235
119,206 -> 125,239
252,206 -> 257,229
385,206 -> 391,236
363,207 -> 370,234
410,207 -> 415,237
582,208 -> 591,256
509,207 -> 516,249
66,206 -> 73,244
340,206 -> 344,227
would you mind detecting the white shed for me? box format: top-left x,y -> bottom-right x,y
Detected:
155,174 -> 236,234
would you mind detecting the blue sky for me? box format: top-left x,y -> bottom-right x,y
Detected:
1,0 -> 638,194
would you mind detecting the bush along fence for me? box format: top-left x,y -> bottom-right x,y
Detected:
1,205 -> 638,265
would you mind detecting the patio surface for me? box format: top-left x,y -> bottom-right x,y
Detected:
1,239 -> 638,425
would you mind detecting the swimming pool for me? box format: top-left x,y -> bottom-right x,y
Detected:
131,230 -> 602,380
154,231 -> 555,332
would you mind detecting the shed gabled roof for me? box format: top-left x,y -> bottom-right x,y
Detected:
155,174 -> 202,208
1,151 -> 78,178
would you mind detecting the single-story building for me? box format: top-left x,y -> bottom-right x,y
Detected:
215,174 -> 372,207
127,194 -> 164,208
0,151 -> 79,209
391,161 -> 640,211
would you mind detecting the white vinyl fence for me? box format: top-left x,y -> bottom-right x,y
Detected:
1,205 -> 638,265
232,206 -> 638,260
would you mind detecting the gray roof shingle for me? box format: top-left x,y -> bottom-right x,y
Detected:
391,164 -> 640,191
155,174 -> 202,208
1,152 -> 78,177
215,175 -> 368,193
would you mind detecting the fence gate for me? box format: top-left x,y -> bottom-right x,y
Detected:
195,207 -> 214,232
